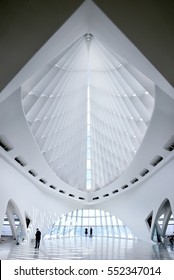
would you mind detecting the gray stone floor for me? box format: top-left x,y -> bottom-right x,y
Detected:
1,236 -> 174,260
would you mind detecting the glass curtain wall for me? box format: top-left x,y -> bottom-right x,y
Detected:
44,209 -> 137,240
158,214 -> 174,235
2,214 -> 20,236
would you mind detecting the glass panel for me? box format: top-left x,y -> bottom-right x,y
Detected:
87,149 -> 91,159
58,226 -> 64,237
114,226 -> 120,237
64,227 -> 70,237
50,227 -> 58,235
96,217 -> 101,226
43,209 -> 136,240
65,216 -> 71,226
89,217 -> 95,226
87,113 -> 91,124
73,210 -> 77,216
87,160 -> 91,169
76,217 -> 82,226
78,209 -> 82,216
102,216 -> 106,226
76,226 -> 82,236
60,216 -> 66,225
119,225 -> 126,238
107,215 -> 112,226
96,227 -> 102,236
83,218 -> 89,226
102,227 -> 108,236
89,209 -> 95,216
55,219 -> 60,226
69,228 -> 75,236
159,214 -> 164,219
118,218 -> 123,225
96,209 -> 100,216
87,137 -> 90,148
87,125 -> 90,136
86,180 -> 91,190
71,217 -> 77,226
83,209 -> 88,216
101,210 -> 105,216
108,226 -> 114,236
87,170 -> 91,179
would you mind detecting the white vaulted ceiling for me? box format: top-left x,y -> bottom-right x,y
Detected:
21,30 -> 154,192
1,0 -> 173,203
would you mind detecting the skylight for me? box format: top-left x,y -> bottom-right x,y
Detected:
21,1 -> 154,193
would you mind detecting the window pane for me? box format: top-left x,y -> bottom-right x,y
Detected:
96,217 -> 101,226
114,226 -> 120,237
108,226 -> 114,236
83,209 -> 88,216
96,209 -> 100,216
71,217 -> 76,226
89,209 -> 95,216
78,209 -> 82,216
83,218 -> 89,226
118,218 -> 123,225
87,125 -> 90,136
86,180 -> 91,190
87,149 -> 91,159
107,215 -> 112,226
89,217 -> 95,226
76,217 -> 82,226
43,209 -> 136,240
87,137 -> 90,148
87,170 -> 91,179
102,216 -> 106,226
65,216 -> 71,226
87,160 -> 91,169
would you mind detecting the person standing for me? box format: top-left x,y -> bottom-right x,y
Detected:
85,228 -> 88,236
34,228 -> 41,249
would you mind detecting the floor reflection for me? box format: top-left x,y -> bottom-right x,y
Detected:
1,236 -> 174,260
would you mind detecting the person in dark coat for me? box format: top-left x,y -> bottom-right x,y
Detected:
34,228 -> 41,249
85,228 -> 88,236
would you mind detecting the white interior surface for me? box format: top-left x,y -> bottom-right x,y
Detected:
0,0 -> 174,251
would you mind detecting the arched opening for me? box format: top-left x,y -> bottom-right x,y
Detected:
145,211 -> 153,231
43,209 -> 137,240
2,200 -> 26,244
152,199 -> 174,243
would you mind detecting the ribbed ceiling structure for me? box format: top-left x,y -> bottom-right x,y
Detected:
21,1 -> 154,193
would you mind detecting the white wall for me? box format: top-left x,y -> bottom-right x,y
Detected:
0,155 -> 81,240
0,0 -> 174,243
98,154 -> 174,241
1,148 -> 174,242
0,84 -> 174,242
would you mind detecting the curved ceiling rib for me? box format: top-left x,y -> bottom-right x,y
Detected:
22,32 -> 154,193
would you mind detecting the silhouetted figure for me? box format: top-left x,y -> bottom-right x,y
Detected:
85,228 -> 88,236
90,227 -> 93,237
169,233 -> 174,245
26,218 -> 30,228
34,228 -> 41,249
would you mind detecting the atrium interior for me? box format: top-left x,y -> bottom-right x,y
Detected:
0,0 -> 174,259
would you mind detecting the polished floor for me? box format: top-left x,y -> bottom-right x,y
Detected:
1,236 -> 174,260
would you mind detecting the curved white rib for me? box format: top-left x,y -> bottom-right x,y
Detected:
22,34 -> 154,192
